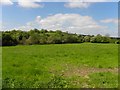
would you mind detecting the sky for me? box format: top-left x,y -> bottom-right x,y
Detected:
0,0 -> 119,37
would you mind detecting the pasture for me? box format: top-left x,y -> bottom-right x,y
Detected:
2,43 -> 118,88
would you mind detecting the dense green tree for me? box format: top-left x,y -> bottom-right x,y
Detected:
84,35 -> 91,42
101,36 -> 110,43
77,35 -> 84,43
47,33 -> 62,44
39,34 -> 48,44
2,33 -> 17,46
26,33 -> 40,45
90,37 -> 96,43
90,34 -> 103,43
95,34 -> 103,43
2,29 -> 119,46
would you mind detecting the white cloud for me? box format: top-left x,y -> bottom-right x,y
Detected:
18,0 -> 44,8
35,16 -> 42,23
3,14 -> 118,37
0,0 -> 13,5
78,0 -> 110,2
100,19 -> 118,24
64,0 -> 91,8
64,2 -> 91,8
17,25 -> 34,31
17,0 -> 118,2
1,0 -> 118,8
64,0 -> 113,9
65,0 -> 114,2
20,16 -> 42,30
16,21 -> 39,31
0,22 -> 2,31
34,13 -> 117,36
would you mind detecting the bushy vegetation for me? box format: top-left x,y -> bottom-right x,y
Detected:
2,44 -> 118,88
1,29 -> 120,46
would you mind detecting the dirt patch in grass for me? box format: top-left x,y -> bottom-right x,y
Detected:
50,64 -> 118,77
63,67 -> 118,77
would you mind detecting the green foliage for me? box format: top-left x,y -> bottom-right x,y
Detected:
115,40 -> 120,44
2,29 -> 119,46
27,33 -> 40,45
84,35 -> 91,42
90,34 -> 112,43
2,33 -> 17,46
101,36 -> 110,43
90,34 -> 103,43
47,75 -> 68,88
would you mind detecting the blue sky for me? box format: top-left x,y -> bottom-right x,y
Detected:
1,1 -> 118,37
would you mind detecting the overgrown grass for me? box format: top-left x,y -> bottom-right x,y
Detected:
2,43 -> 118,88
88,72 -> 118,88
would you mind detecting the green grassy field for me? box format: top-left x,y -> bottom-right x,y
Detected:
2,43 -> 118,88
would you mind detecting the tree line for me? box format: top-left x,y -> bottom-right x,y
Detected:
1,29 -> 120,46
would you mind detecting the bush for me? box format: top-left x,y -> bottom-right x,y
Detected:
47,75 -> 68,88
2,29 -> 119,46
115,40 -> 120,44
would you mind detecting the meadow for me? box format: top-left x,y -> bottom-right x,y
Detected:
2,43 -> 118,88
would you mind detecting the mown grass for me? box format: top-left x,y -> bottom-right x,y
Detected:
2,43 -> 118,88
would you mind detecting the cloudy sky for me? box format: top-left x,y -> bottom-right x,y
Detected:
0,0 -> 119,37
